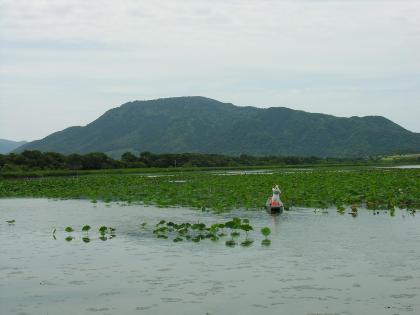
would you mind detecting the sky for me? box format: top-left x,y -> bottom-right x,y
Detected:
0,0 -> 419,141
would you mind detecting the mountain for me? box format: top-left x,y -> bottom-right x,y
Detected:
0,139 -> 27,154
15,96 -> 420,157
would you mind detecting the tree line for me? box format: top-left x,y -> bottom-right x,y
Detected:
0,150 -> 388,172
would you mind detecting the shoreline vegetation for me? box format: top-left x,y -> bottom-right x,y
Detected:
0,150 -> 419,179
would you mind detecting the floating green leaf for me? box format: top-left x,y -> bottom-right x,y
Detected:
98,226 -> 108,234
261,227 -> 271,238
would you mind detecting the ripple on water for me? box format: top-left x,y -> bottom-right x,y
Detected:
86,307 -> 110,312
1,198 -> 420,315
390,294 -> 417,299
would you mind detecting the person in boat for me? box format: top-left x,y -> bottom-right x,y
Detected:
271,185 -> 281,206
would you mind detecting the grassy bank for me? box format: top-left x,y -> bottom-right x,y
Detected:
0,164 -> 354,179
1,160 -> 418,179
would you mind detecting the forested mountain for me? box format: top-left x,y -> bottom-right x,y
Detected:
16,96 -> 420,157
0,139 -> 27,154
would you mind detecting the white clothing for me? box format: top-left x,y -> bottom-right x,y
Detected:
272,186 -> 281,202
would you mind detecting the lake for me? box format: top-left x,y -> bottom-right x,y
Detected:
377,165 -> 420,169
1,199 -> 419,315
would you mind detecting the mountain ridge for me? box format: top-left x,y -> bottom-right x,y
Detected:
15,96 -> 420,157
0,139 -> 27,154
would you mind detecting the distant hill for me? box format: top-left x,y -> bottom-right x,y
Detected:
16,96 -> 420,157
0,139 -> 27,154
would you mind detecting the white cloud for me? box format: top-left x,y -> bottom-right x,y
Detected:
1,0 -> 419,140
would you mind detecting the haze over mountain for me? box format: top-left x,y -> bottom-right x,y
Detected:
0,139 -> 27,154
16,97 -> 420,158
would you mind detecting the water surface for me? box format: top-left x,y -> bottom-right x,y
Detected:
377,165 -> 420,169
1,199 -> 419,315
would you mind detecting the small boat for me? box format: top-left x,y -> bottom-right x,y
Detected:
266,197 -> 284,214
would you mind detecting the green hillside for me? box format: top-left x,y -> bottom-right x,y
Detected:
16,96 -> 420,157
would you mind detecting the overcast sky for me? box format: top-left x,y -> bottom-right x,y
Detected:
1,0 -> 419,141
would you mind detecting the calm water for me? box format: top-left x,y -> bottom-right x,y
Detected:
1,199 -> 419,315
377,165 -> 420,169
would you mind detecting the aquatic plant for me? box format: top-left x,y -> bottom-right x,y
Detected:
98,226 -> 108,234
336,205 -> 345,215
82,225 -> 91,233
241,239 -> 254,247
349,205 -> 358,218
191,236 -> 201,242
230,231 -> 240,238
147,217 -> 268,247
261,239 -> 271,246
1,168 -> 419,211
261,227 -> 271,246
240,223 -> 254,246
225,239 -> 236,247
55,217 -> 267,247
210,235 -> 219,242
261,227 -> 271,239
240,223 -> 253,235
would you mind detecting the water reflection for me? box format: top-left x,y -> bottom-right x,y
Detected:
1,198 -> 420,315
270,212 -> 280,226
